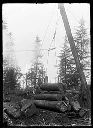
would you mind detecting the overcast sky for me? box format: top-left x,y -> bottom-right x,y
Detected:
3,3 -> 90,83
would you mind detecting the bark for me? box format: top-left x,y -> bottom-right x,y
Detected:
58,4 -> 91,109
40,83 -> 64,93
20,99 -> 37,117
41,91 -> 62,94
20,99 -> 34,112
70,101 -> 81,111
3,102 -> 21,118
33,100 -> 68,112
79,108 -> 87,117
33,94 -> 63,101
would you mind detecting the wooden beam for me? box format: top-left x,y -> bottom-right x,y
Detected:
58,4 -> 91,108
58,4 -> 87,89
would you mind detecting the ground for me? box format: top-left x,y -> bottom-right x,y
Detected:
3,86 -> 91,126
3,107 -> 91,126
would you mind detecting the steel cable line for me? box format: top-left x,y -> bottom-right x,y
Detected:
46,9 -> 59,77
48,9 -> 59,56
41,5 -> 56,48
65,6 -> 80,24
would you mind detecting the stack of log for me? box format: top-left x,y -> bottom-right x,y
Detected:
33,83 -> 70,113
33,83 -> 87,117
3,83 -> 87,120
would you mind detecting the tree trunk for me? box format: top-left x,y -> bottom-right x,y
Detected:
40,83 -> 64,93
58,4 -> 91,109
41,91 -> 63,94
33,94 -> 63,101
33,100 -> 68,112
20,99 -> 37,117
3,102 -> 21,118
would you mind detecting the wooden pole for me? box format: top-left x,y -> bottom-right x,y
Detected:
58,4 -> 91,108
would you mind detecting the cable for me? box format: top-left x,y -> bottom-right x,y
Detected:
4,49 -> 49,53
65,6 -> 80,24
40,5 -> 57,68
41,5 -> 56,48
48,9 -> 58,54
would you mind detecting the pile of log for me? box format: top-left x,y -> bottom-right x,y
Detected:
33,83 -> 87,117
32,83 -> 70,113
3,99 -> 38,118
3,83 -> 87,120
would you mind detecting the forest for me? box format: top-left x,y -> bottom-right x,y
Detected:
3,4 -> 91,126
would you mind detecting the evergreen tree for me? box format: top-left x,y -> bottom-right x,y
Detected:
59,18 -> 90,108
27,36 -> 46,89
58,35 -> 80,89
74,18 -> 91,108
74,18 -> 90,74
3,21 -> 21,95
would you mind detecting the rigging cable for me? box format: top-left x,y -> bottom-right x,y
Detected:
65,5 -> 80,24
41,5 -> 56,49
48,8 -> 59,56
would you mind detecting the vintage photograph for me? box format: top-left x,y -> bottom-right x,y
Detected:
3,3 -> 91,126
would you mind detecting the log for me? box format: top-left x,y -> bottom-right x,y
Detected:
40,83 -> 64,93
79,108 -> 87,117
41,91 -> 62,94
22,104 -> 37,117
33,94 -> 63,101
19,94 -> 34,100
20,99 -> 34,111
33,100 -> 68,112
3,110 -> 13,126
3,102 -> 21,118
3,94 -> 23,103
20,99 -> 37,117
70,100 -> 81,111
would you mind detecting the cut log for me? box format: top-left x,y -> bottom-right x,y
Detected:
41,91 -> 62,94
33,94 -> 63,101
79,108 -> 87,117
3,94 -> 23,103
33,100 -> 68,113
20,99 -> 37,117
3,110 -> 13,125
40,83 -> 64,93
3,102 -> 21,118
70,100 -> 81,111
22,104 -> 38,117
20,99 -> 34,112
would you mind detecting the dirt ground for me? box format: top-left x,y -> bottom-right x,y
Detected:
3,108 -> 91,126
